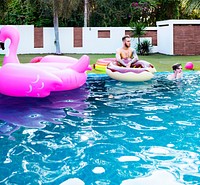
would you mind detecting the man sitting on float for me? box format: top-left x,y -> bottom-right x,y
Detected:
116,35 -> 139,68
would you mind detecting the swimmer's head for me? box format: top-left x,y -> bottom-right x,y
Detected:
172,63 -> 182,71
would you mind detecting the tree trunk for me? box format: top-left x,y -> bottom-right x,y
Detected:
53,0 -> 61,54
84,0 -> 88,27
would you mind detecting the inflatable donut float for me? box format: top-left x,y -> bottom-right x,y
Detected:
106,60 -> 156,82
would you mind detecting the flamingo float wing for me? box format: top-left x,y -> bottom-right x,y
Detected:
0,64 -> 63,97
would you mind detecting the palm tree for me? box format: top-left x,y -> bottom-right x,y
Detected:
130,22 -> 146,54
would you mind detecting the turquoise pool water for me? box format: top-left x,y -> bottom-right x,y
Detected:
0,73 -> 200,185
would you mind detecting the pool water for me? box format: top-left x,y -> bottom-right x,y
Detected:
0,73 -> 200,185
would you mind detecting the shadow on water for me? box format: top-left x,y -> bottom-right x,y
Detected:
0,86 -> 90,136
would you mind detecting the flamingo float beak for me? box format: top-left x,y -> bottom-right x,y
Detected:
0,42 -> 5,50
87,65 -> 92,70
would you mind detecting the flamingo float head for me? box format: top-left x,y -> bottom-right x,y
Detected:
0,25 -> 20,65
0,25 -> 20,43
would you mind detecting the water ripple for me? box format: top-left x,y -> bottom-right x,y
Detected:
1,73 -> 200,184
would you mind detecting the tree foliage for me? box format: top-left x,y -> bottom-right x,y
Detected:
182,0 -> 200,12
0,0 -> 199,27
154,0 -> 181,21
87,0 -> 133,27
129,0 -> 157,26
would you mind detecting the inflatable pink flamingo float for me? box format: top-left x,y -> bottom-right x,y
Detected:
0,25 -> 91,97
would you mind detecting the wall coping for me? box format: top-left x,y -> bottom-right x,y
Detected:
52,27 -> 158,31
157,19 -> 200,26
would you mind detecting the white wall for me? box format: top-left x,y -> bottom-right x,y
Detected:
157,21 -> 173,55
0,25 -> 158,55
82,27 -> 127,54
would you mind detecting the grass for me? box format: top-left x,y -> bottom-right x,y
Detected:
1,53 -> 200,73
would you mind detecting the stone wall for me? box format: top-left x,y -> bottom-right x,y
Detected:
34,27 -> 43,48
174,24 -> 200,55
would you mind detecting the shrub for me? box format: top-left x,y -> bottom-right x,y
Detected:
137,40 -> 152,55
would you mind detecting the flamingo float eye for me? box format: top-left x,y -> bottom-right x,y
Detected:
0,42 -> 5,50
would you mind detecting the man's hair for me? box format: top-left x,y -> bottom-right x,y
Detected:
172,63 -> 181,71
122,35 -> 130,41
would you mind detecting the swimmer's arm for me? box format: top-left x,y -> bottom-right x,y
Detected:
167,74 -> 173,80
116,49 -> 127,66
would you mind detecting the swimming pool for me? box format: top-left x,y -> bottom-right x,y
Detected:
0,72 -> 200,185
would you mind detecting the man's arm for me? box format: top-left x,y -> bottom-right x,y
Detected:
130,48 -> 139,63
116,48 -> 127,67
126,48 -> 139,68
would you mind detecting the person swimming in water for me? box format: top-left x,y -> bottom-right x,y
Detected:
167,63 -> 183,80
